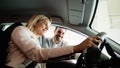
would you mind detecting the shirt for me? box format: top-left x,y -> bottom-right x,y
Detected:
47,37 -> 68,48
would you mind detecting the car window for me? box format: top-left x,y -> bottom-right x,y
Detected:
2,23 -> 87,46
44,25 -> 87,45
91,0 -> 120,44
1,23 -> 26,31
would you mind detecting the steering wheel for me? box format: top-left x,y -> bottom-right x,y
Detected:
75,32 -> 107,68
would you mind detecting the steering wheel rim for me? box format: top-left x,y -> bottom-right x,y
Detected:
75,32 -> 108,68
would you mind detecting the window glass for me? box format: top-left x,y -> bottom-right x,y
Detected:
44,25 -> 87,45
92,0 -> 120,44
3,23 -> 87,46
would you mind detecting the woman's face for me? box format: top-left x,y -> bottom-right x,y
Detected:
34,18 -> 51,36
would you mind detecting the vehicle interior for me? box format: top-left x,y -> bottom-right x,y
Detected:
0,0 -> 120,68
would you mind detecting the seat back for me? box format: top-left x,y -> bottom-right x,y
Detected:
0,22 -> 22,67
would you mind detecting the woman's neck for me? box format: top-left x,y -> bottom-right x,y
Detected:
33,31 -> 40,38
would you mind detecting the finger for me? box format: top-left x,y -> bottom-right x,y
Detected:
90,41 -> 98,47
95,36 -> 103,41
93,38 -> 102,45
93,39 -> 99,45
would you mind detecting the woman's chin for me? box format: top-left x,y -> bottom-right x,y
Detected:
41,32 -> 46,35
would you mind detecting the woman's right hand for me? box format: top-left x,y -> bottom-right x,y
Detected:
73,36 -> 102,53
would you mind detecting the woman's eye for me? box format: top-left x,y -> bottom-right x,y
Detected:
43,22 -> 48,26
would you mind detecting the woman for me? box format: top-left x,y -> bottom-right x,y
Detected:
6,13 -> 102,68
